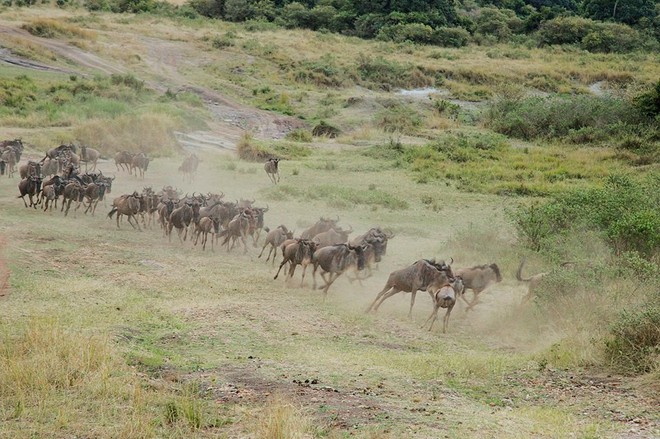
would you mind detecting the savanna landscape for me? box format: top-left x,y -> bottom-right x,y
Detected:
0,1 -> 659,438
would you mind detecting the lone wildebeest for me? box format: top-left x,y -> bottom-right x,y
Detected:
264,157 -> 280,184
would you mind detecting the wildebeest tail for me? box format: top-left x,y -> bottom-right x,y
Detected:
515,258 -> 533,282
108,207 -> 117,219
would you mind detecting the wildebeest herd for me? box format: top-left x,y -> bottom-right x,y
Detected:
7,141 -> 514,333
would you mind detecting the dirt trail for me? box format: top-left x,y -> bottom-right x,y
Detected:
0,24 -> 303,150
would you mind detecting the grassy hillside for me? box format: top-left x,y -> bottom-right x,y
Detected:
0,6 -> 658,438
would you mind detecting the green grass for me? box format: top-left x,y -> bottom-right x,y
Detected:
0,6 -> 659,438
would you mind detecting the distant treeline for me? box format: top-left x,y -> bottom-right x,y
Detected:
74,0 -> 660,52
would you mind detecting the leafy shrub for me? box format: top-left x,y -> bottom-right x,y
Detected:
512,174 -> 660,259
634,80 -> 660,119
272,142 -> 312,159
605,307 -> 660,375
375,104 -> 423,134
285,129 -> 312,142
376,23 -> 434,44
355,54 -> 434,90
431,27 -> 470,47
292,55 -> 347,87
537,16 -> 598,46
581,22 -> 642,53
312,121 -> 340,138
485,94 -> 641,140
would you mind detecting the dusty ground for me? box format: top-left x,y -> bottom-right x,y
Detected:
0,15 -> 659,439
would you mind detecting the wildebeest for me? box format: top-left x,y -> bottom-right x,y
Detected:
348,227 -> 393,279
366,259 -> 455,318
80,145 -> 101,172
82,181 -> 108,216
19,161 -> 41,180
178,153 -> 199,183
312,226 -> 352,248
115,151 -> 134,172
258,225 -> 294,265
516,258 -> 575,304
167,200 -> 198,242
454,263 -> 502,312
1,149 -> 16,178
248,205 -> 269,245
1,138 -> 24,162
264,157 -> 280,184
43,143 -> 75,161
40,184 -> 58,211
17,176 -> 42,208
301,216 -> 339,239
108,193 -> 142,230
274,239 -> 318,286
311,243 -> 367,296
422,276 -> 465,333
61,180 -> 83,216
131,152 -> 150,179
218,210 -> 252,252
194,216 -> 218,251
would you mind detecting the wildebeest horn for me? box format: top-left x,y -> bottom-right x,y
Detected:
251,198 -> 255,204
347,224 -> 353,233
448,257 -> 454,265
263,203 -> 269,212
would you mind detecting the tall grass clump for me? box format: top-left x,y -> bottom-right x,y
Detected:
22,19 -> 96,40
355,54 -> 435,91
237,133 -> 275,161
252,394 -> 313,439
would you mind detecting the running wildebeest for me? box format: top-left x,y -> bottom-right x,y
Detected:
454,263 -> 502,312
366,259 -> 455,318
264,157 -> 280,184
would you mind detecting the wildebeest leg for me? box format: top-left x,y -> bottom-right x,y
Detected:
464,289 -> 482,312
367,284 -> 395,313
422,305 -> 440,331
300,263 -> 311,287
321,272 -> 341,297
241,234 -> 248,253
274,257 -> 289,280
128,214 -> 141,231
258,242 -> 268,258
408,292 -> 418,319
442,304 -> 454,333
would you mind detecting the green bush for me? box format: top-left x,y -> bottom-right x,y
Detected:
581,22 -> 642,53
512,174 -> 660,259
376,23 -> 434,44
355,54 -> 434,90
605,307 -> 660,375
485,94 -> 641,140
537,16 -> 598,46
431,27 -> 470,47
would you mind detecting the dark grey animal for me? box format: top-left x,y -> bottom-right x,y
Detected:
61,181 -> 84,216
264,157 -> 280,184
274,239 -> 318,286
131,152 -> 150,179
423,276 -> 465,333
80,145 -> 101,172
1,150 -> 16,178
454,263 -> 502,311
312,226 -> 352,248
311,243 -> 367,296
17,176 -> 42,208
300,216 -> 339,239
19,161 -> 41,179
178,153 -> 199,183
258,225 -> 294,265
167,201 -> 196,242
114,151 -> 134,172
217,210 -> 251,252
366,259 -> 455,318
